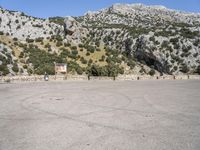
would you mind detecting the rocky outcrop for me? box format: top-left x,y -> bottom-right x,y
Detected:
134,36 -> 169,75
79,3 -> 200,75
0,8 -> 63,40
0,8 -> 88,43
64,16 -> 88,43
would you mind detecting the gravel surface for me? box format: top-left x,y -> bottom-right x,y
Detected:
0,80 -> 200,150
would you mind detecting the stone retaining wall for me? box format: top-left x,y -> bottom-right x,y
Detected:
89,76 -> 115,81
66,75 -> 88,81
0,75 -> 200,83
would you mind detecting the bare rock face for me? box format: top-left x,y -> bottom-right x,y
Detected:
84,3 -> 200,27
64,16 -> 78,35
64,16 -> 88,43
0,8 -> 62,41
135,36 -> 169,74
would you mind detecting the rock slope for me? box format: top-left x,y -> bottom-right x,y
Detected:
78,3 -> 200,74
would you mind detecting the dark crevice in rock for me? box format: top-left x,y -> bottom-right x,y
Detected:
134,36 -> 170,75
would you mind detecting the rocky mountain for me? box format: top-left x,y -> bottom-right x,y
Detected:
0,4 -> 200,76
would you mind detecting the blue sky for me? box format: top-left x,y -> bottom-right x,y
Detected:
0,0 -> 200,18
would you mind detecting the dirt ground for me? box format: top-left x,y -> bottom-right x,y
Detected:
0,80 -> 200,150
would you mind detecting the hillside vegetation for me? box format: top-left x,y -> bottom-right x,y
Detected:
0,4 -> 200,76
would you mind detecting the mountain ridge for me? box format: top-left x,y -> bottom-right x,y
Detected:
0,3 -> 200,76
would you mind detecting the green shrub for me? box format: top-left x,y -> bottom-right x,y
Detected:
180,64 -> 189,73
3,48 -> 7,52
155,30 -> 175,37
95,41 -> 100,47
173,43 -> 180,49
19,52 -> 24,58
55,35 -> 63,42
12,63 -> 19,73
171,59 -> 175,63
32,24 -> 43,28
78,44 -> 83,48
26,38 -> 34,43
56,41 -> 63,47
35,64 -> 55,75
71,46 -> 77,50
116,30 -> 121,35
149,69 -> 156,76
155,40 -> 160,45
197,65 -> 200,75
161,40 -> 169,48
88,59 -> 93,64
26,47 -> 61,75
14,42 -> 18,46
86,45 -> 95,53
35,37 -> 44,43
49,17 -> 65,25
27,68 -> 33,75
193,53 -> 198,58
99,55 -> 105,62
149,36 -> 155,42
60,48 -> 70,58
80,57 -> 87,64
86,52 -> 90,56
127,60 -> 136,69
71,50 -> 78,56
182,45 -> 191,53
173,66 -> 178,71
45,43 -> 51,49
76,67 -> 83,75
67,61 -> 81,73
15,19 -> 19,24
193,39 -> 199,47
16,25 -> 21,30
96,48 -> 101,51
170,38 -> 179,44
0,65 -> 9,75
87,64 -> 124,77
23,65 -> 28,69
13,37 -> 18,41
64,43 -> 71,47
180,28 -> 199,39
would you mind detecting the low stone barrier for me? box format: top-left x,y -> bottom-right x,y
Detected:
117,75 -> 200,81
0,74 -> 200,83
89,76 -> 114,81
157,75 -> 175,80
116,75 -> 138,80
66,75 -> 88,81
1,75 -> 43,82
174,75 -> 189,80
188,75 -> 200,80
116,75 -> 174,80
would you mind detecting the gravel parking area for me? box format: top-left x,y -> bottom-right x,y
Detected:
0,80 -> 200,150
